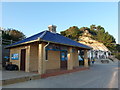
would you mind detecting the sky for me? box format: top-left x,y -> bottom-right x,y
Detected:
2,2 -> 118,43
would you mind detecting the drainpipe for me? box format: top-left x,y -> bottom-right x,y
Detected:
40,42 -> 50,74
43,42 -> 50,61
37,37 -> 50,60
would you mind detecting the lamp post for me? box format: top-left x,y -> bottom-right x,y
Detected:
0,28 -> 3,65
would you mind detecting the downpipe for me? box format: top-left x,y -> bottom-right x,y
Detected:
43,42 -> 50,61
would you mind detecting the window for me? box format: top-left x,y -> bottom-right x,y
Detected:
60,51 -> 67,61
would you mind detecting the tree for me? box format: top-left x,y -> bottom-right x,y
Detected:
79,27 -> 89,31
61,26 -> 80,41
96,25 -> 104,31
96,28 -> 105,42
79,26 -> 97,39
2,28 -> 26,44
116,44 -> 120,52
96,28 -> 116,51
90,24 -> 96,30
60,24 -> 116,52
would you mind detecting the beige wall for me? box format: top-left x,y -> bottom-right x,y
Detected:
29,42 -> 38,72
46,50 -> 60,70
84,50 -> 88,67
38,42 -> 46,74
10,48 -> 20,68
10,42 -> 39,72
67,47 -> 79,70
73,48 -> 79,67
10,42 -> 81,73
10,45 -> 30,71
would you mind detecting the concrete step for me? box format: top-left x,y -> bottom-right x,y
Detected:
1,73 -> 41,86
108,56 -> 119,62
95,59 -> 115,64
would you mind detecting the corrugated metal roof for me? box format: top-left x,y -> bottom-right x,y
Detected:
6,30 -> 92,49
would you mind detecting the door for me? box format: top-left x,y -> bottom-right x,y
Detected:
60,51 -> 67,69
20,49 -> 26,71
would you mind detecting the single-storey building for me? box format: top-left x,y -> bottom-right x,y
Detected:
6,25 -> 92,74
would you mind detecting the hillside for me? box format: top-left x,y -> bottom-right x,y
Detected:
60,25 -> 116,52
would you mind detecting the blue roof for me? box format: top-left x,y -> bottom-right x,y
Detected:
6,30 -> 92,49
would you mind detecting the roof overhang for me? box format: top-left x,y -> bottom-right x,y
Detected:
5,38 -> 40,49
40,39 -> 92,50
6,38 -> 92,50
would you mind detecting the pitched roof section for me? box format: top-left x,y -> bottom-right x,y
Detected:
6,30 -> 92,49
6,31 -> 45,47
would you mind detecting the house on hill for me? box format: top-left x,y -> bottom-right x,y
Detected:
78,30 -> 111,60
6,25 -> 92,74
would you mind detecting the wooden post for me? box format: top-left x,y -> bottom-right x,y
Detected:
67,47 -> 73,70
84,50 -> 88,67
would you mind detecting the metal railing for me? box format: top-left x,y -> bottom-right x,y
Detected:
0,38 -> 16,45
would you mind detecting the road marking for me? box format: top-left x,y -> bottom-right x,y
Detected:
108,71 -> 118,88
114,67 -> 120,70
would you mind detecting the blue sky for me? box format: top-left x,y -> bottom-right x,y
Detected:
2,2 -> 118,43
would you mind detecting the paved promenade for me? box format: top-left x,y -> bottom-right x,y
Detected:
2,62 -> 119,88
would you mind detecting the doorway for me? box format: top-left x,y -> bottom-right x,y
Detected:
20,49 -> 26,71
60,51 -> 67,69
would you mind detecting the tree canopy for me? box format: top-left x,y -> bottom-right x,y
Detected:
2,28 -> 26,45
61,26 -> 80,41
60,25 -> 116,51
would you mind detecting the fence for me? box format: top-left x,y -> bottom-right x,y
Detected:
0,38 -> 16,66
2,39 -> 16,45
